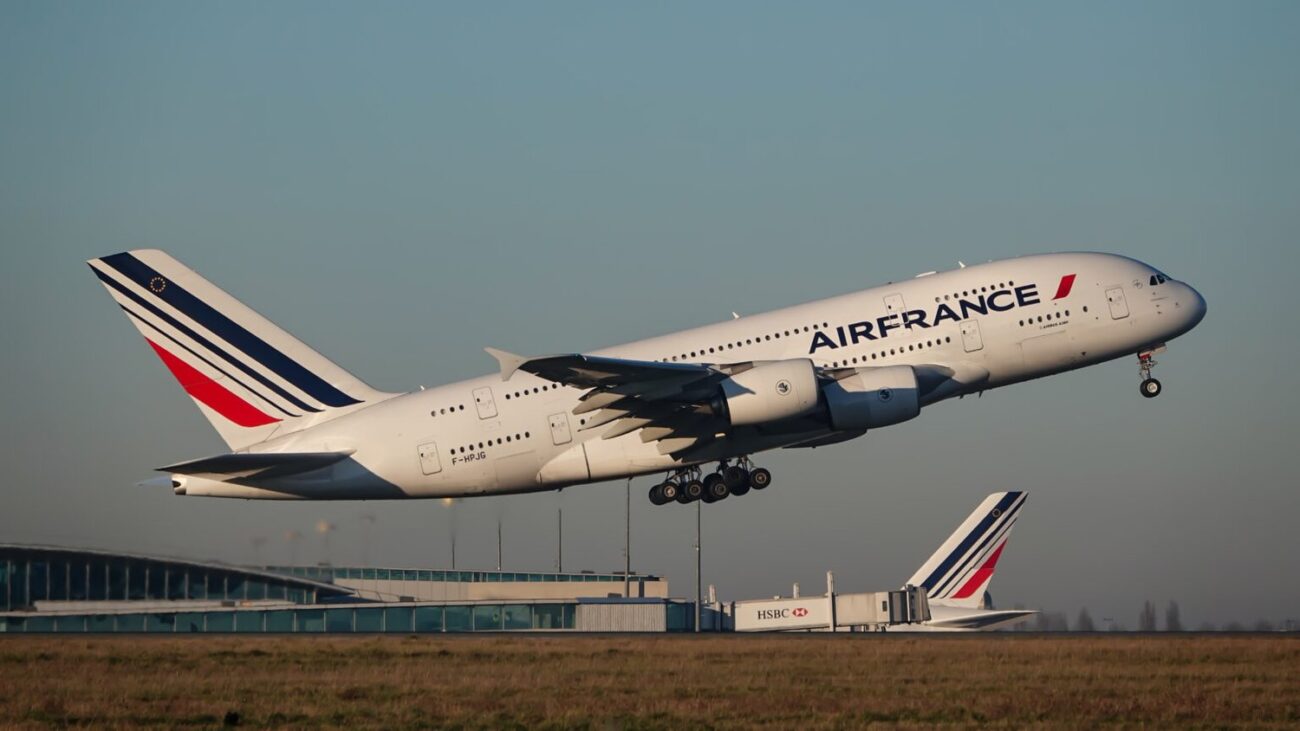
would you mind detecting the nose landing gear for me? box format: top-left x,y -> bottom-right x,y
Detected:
1138,351 -> 1162,399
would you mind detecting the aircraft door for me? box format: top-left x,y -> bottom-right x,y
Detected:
1106,287 -> 1130,319
960,320 -> 984,352
472,387 -> 498,419
417,442 -> 442,475
548,412 -> 573,445
884,293 -> 906,315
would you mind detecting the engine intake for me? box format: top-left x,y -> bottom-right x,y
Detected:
717,359 -> 819,426
822,365 -> 921,431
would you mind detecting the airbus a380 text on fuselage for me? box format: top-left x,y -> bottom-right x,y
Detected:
89,250 -> 1205,505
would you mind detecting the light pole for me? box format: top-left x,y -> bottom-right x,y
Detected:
556,505 -> 563,572
284,530 -> 302,566
315,520 -> 336,566
624,478 -> 631,598
441,498 -> 457,569
360,513 -> 376,566
695,498 -> 702,633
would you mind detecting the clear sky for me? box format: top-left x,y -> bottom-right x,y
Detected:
2,1 -> 1297,628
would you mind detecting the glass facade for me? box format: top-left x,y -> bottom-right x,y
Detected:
0,546 -> 655,634
0,548 -> 338,611
0,602 -> 578,633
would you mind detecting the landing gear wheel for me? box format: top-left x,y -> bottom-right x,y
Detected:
722,466 -> 749,490
702,473 -> 727,501
704,474 -> 730,501
749,467 -> 772,490
648,484 -> 668,506
660,481 -> 681,503
730,481 -> 750,497
682,479 -> 705,502
1140,378 -> 1162,398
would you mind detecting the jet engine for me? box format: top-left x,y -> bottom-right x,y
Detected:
821,365 -> 921,431
715,359 -> 819,426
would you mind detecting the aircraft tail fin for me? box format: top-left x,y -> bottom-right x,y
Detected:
87,249 -> 397,450
906,491 -> 1026,609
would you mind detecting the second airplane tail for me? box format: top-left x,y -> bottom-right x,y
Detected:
906,491 -> 1026,609
87,249 -> 397,451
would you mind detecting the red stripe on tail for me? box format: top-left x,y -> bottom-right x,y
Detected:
952,541 -> 1007,599
1052,274 -> 1077,300
146,340 -> 280,427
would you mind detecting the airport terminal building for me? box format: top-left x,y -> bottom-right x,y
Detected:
0,544 -> 692,634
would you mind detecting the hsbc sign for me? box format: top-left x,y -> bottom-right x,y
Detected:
736,598 -> 831,631
755,607 -> 808,621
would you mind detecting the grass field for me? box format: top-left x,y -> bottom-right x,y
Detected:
1,634 -> 1297,729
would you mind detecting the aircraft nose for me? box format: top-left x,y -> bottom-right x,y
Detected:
1182,283 -> 1207,329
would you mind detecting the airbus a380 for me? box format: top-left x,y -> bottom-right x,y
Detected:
89,250 -> 1205,505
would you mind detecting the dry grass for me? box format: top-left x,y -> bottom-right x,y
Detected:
0,634 -> 1297,729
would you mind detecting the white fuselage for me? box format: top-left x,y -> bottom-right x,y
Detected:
177,252 -> 1205,499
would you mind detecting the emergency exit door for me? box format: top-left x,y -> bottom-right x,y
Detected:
472,387 -> 498,419
884,293 -> 906,315
1106,287 -> 1130,319
417,442 -> 442,475
960,320 -> 984,352
548,412 -> 573,445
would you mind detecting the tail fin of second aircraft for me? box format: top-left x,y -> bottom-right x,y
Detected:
87,249 -> 397,450
906,491 -> 1026,609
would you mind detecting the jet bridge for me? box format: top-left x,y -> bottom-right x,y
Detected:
730,573 -> 930,632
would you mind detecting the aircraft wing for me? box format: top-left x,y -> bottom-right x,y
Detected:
486,349 -> 991,457
485,348 -> 716,388
160,451 -> 355,479
487,348 -> 745,456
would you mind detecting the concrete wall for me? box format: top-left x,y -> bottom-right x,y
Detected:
575,603 -> 668,632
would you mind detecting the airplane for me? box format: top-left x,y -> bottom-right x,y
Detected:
88,249 -> 1206,504
889,491 -> 1036,631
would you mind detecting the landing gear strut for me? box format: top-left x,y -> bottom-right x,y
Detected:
1138,352 -> 1162,399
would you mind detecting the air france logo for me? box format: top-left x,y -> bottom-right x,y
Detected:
775,379 -> 792,396
807,280 -> 1064,355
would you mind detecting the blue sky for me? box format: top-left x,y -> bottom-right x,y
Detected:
2,1 -> 1297,627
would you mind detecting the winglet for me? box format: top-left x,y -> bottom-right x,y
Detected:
485,347 -> 528,381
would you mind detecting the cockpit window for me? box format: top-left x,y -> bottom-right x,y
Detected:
1149,273 -> 1169,286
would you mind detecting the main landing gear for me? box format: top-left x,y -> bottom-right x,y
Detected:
647,458 -> 774,506
1137,351 -> 1163,399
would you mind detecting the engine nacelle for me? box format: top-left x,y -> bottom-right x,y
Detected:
717,359 -> 819,426
822,365 -> 921,431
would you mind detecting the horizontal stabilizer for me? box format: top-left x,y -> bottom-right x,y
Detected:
924,608 -> 1039,631
161,451 -> 354,479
